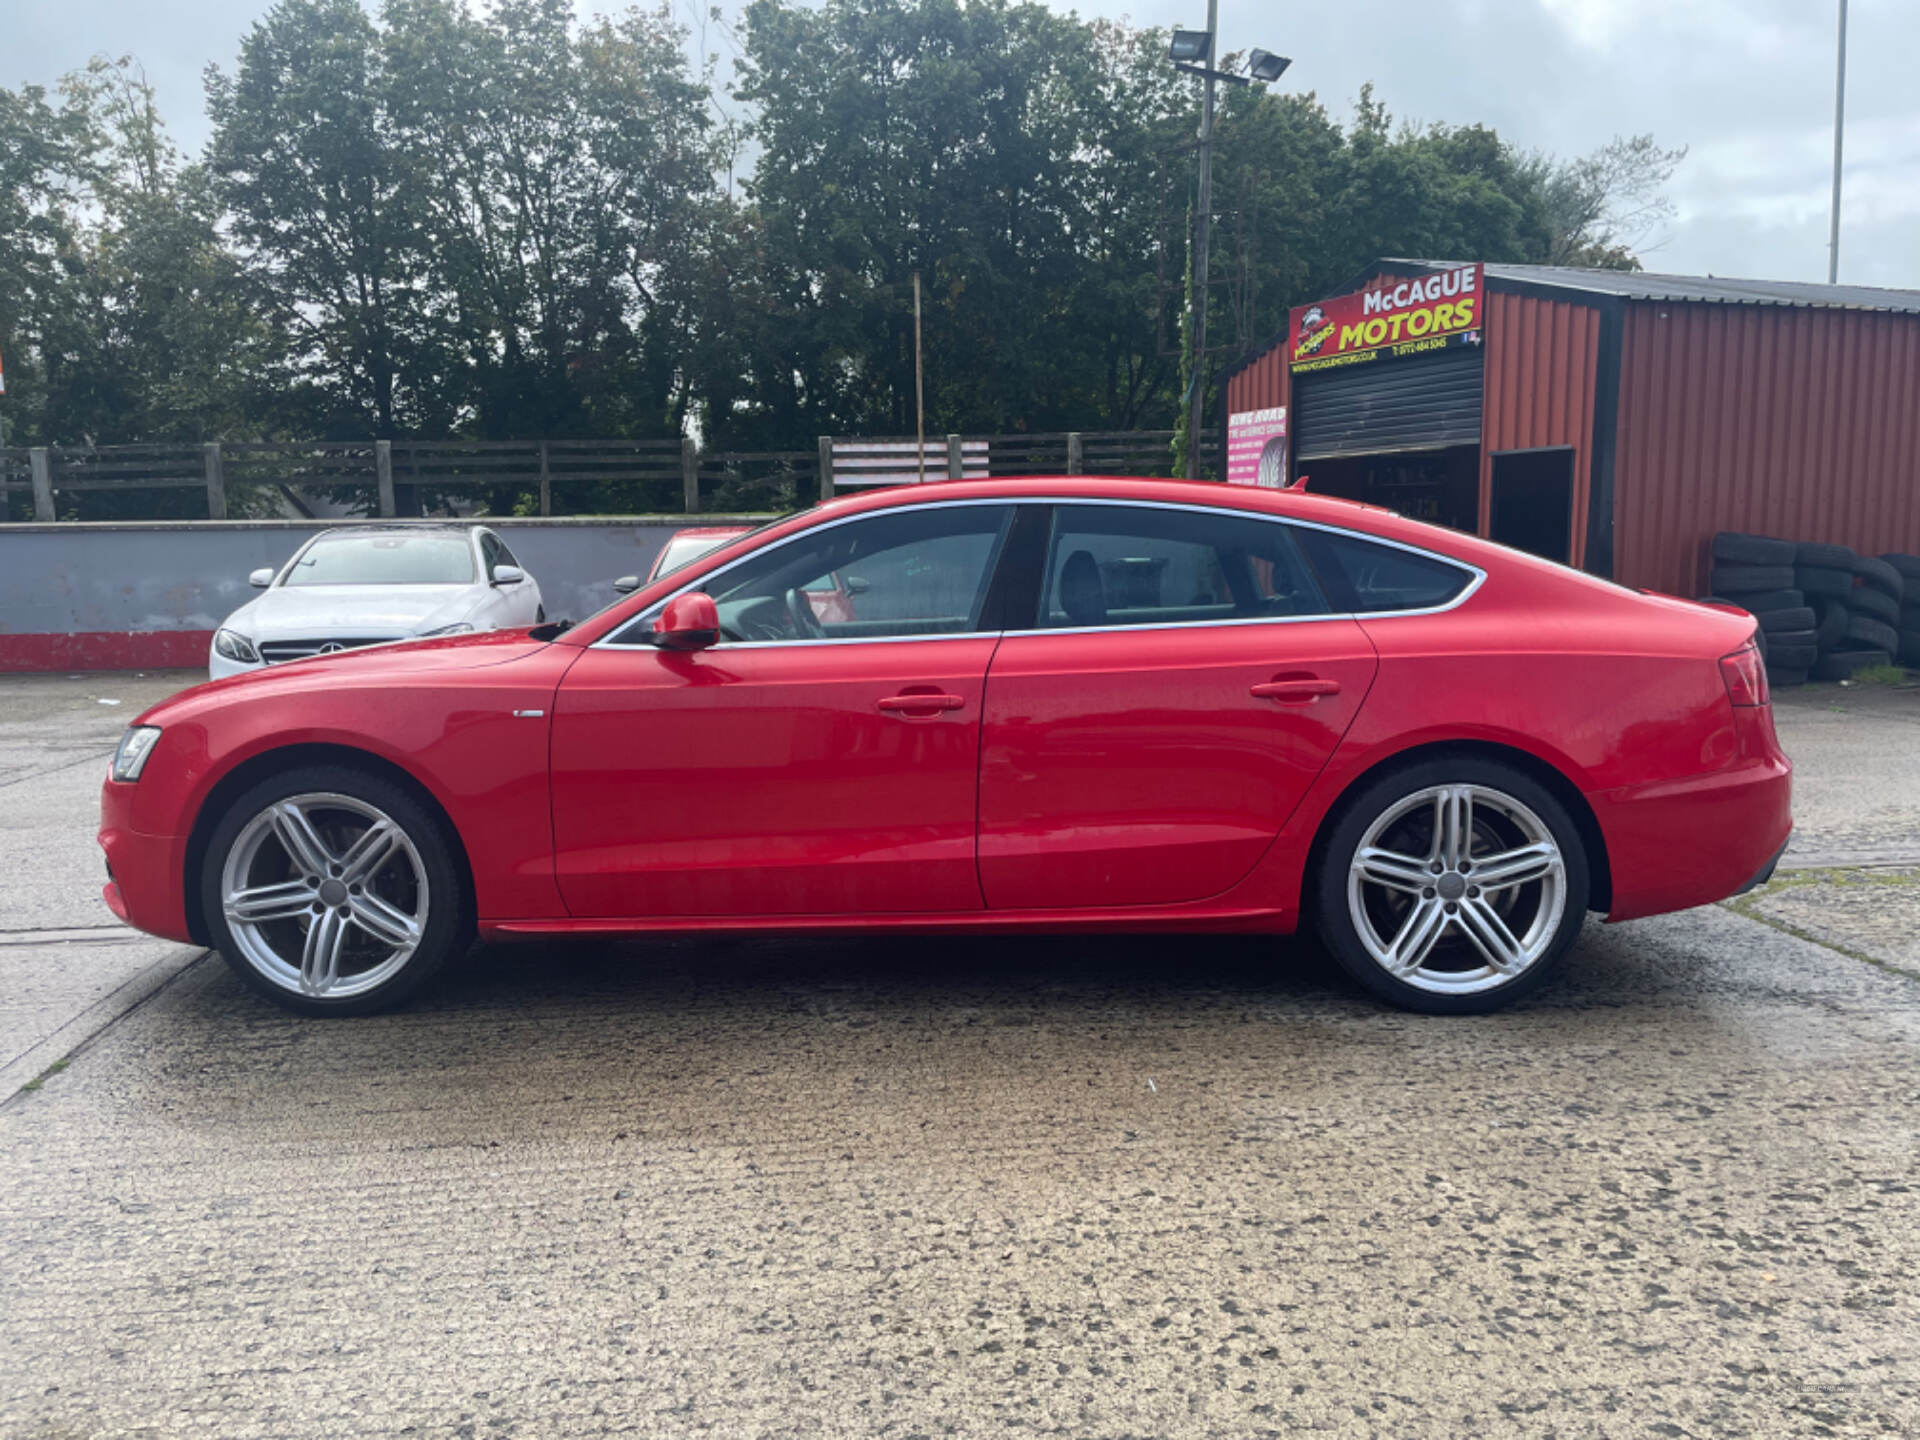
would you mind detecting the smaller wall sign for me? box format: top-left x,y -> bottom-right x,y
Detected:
1226,407 -> 1287,487
1290,264 -> 1484,373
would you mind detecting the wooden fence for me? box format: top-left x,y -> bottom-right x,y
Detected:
0,430 -> 1220,522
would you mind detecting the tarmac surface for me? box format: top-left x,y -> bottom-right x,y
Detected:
2,670 -> 1917,1438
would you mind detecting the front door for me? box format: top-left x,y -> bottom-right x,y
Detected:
551,502 -> 1015,918
977,502 -> 1378,910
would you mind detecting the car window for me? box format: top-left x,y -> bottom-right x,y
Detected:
653,534 -> 735,580
486,533 -> 521,571
1035,504 -> 1327,630
283,535 -> 475,586
620,504 -> 1014,644
1297,528 -> 1474,613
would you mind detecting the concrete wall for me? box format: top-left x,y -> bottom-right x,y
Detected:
0,516 -> 764,672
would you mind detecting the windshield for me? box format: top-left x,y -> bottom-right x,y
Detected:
283,535 -> 475,587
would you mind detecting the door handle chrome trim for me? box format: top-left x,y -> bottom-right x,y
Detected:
1250,679 -> 1340,702
877,693 -> 966,714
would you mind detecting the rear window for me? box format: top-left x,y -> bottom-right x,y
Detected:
1300,529 -> 1473,613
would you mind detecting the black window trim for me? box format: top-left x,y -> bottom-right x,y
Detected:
592,495 -> 1485,650
596,497 -> 1022,649
999,498 -> 1484,637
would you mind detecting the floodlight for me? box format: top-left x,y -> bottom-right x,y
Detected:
1247,49 -> 1292,82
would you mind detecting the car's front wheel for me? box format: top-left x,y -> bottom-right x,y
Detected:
1314,758 -> 1590,1014
200,765 -> 472,1016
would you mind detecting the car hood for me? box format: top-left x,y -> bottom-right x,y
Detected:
224,584 -> 477,640
141,628 -> 556,723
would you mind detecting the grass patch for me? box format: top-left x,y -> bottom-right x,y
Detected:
16,1057 -> 69,1094
1723,866 -> 1920,982
1846,663 -> 1911,687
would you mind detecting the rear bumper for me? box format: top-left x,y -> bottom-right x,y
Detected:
1591,749 -> 1792,922
99,777 -> 193,943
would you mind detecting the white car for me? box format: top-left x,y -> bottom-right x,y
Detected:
209,525 -> 545,680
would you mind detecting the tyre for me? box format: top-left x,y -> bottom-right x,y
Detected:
1755,606 -> 1815,635
1797,541 -> 1855,569
1900,631 -> 1920,667
1881,553 -> 1920,582
1314,758 -> 1589,1016
1719,588 -> 1802,614
1710,563 -> 1794,594
200,763 -> 473,1016
1712,532 -> 1796,566
1843,614 -> 1899,653
1846,585 -> 1900,625
1765,632 -> 1817,669
1817,598 -> 1850,648
1813,648 -> 1892,682
1851,554 -> 1903,600
1766,666 -> 1809,688
1902,604 -> 1920,633
1796,564 -> 1854,599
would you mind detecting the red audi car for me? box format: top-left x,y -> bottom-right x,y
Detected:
99,478 -> 1790,1016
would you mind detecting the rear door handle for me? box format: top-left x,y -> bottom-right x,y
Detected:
1251,678 -> 1341,702
878,692 -> 966,714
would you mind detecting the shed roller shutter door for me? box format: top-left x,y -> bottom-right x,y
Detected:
1294,348 -> 1484,460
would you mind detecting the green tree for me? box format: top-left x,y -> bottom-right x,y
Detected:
206,0 -> 458,438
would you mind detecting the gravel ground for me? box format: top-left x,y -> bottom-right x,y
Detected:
1,671 -> 1917,1439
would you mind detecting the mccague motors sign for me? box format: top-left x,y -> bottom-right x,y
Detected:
1290,264 -> 1484,373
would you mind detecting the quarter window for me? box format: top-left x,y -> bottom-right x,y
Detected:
617,505 -> 1014,644
1297,528 -> 1473,613
1036,504 -> 1327,629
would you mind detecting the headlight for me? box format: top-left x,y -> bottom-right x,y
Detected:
213,628 -> 260,663
112,726 -> 163,782
417,623 -> 474,637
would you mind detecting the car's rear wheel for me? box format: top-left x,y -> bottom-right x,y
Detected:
1314,759 -> 1590,1014
201,765 -> 471,1016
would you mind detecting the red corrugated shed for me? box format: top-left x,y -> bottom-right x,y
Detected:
1613,302 -> 1920,596
1477,290 -> 1601,564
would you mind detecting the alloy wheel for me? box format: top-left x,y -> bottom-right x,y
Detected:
219,792 -> 429,999
1346,783 -> 1567,996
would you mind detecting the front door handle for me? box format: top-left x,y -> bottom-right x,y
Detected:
878,692 -> 966,715
1251,678 -> 1341,703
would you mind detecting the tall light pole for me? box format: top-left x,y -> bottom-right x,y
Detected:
1186,0 -> 1219,480
1827,0 -> 1848,284
1169,25 -> 1289,479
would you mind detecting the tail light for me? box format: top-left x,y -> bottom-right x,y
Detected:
1719,641 -> 1768,707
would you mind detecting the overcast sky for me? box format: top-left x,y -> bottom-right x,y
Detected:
11,0 -> 1917,289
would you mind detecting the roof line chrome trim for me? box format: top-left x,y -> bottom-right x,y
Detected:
591,493 -> 1486,651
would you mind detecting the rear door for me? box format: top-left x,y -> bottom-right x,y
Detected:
976,501 -> 1379,911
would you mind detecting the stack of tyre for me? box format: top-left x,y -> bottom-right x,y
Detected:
1707,533 -> 1820,687
1794,544 -> 1911,682
1709,532 -> 1917,686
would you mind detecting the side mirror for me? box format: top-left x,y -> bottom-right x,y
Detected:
492,564 -> 525,586
653,592 -> 720,651
843,574 -> 871,595
612,574 -> 641,594
248,567 -> 274,588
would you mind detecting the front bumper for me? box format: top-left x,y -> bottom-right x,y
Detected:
99,775 -> 193,943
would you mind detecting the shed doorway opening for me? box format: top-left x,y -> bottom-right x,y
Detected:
1297,445 -> 1480,533
1489,448 -> 1575,564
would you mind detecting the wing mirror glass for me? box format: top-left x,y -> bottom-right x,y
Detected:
248,567 -> 274,588
492,564 -> 525,586
612,574 -> 641,594
653,592 -> 719,650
